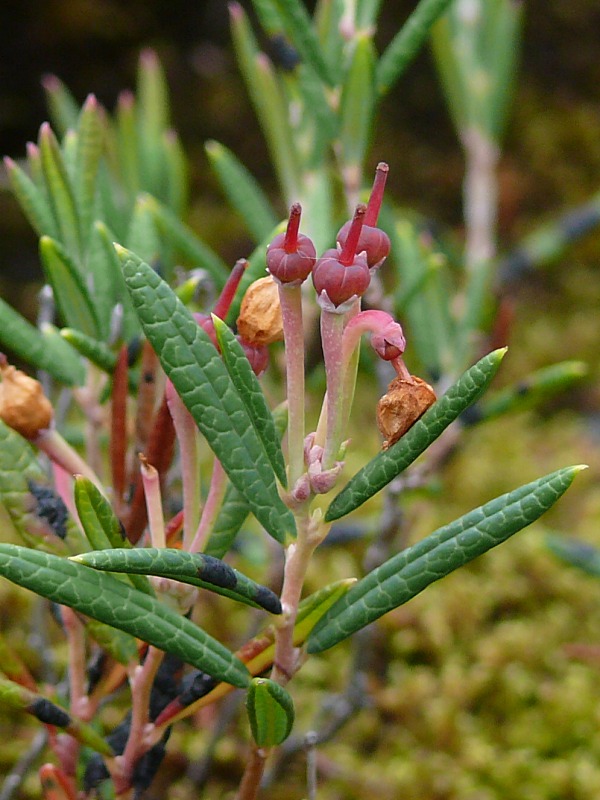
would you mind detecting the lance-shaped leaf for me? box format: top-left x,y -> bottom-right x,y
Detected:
3,156 -> 59,240
0,544 -> 250,688
74,95 -> 104,250
269,0 -> 335,86
0,675 -> 113,756
0,299 -> 83,386
338,34 -> 376,186
61,328 -> 117,373
205,140 -> 278,243
213,315 -> 287,486
40,237 -> 100,338
0,421 -> 81,551
326,349 -> 507,522
246,677 -> 294,746
310,465 -> 584,653
73,476 -> 154,597
546,535 -> 600,579
475,361 -> 587,422
205,402 -> 288,559
39,123 -> 81,260
42,74 -> 80,135
72,548 -> 282,614
117,247 -> 295,544
376,0 -> 455,95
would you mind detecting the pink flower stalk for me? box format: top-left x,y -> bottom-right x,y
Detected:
342,309 -> 406,365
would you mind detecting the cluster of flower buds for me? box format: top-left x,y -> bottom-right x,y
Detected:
262,162 -> 391,312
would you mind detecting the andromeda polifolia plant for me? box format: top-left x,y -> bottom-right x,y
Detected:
0,1 -> 590,798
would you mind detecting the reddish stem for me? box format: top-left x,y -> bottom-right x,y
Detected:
110,346 -> 128,514
125,394 -> 175,544
284,203 -> 302,252
364,162 -> 389,226
213,258 -> 248,319
339,204 -> 366,265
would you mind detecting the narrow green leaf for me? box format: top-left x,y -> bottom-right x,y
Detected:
3,157 -> 59,239
546,535 -> 600,579
246,677 -> 294,746
0,421 -> 82,551
389,218 -> 455,377
205,402 -> 288,559
213,316 -> 287,486
230,4 -> 302,200
0,544 -> 250,687
92,220 -> 140,340
325,349 -> 507,522
147,196 -> 229,289
0,675 -> 113,756
42,75 -> 81,136
117,247 -> 296,544
75,95 -> 104,250
163,130 -> 188,217
126,194 -> 161,265
84,618 -> 139,665
39,236 -> 100,338
60,328 -> 117,373
270,0 -> 335,86
476,361 -> 588,422
137,50 -> 170,196
338,35 -> 376,182
39,123 -> 82,260
205,140 -> 279,243
72,547 -> 282,614
376,0 -> 455,96
0,298 -> 82,386
73,477 -> 154,596
115,90 -> 141,199
310,465 -> 585,652
39,323 -> 86,385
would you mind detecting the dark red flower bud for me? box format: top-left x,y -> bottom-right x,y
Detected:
312,204 -> 371,308
193,313 -> 218,347
336,163 -> 390,269
266,203 -> 316,284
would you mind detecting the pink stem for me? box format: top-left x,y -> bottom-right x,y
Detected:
189,459 -> 228,554
320,311 -> 346,470
165,381 -> 200,550
140,456 -> 166,549
277,283 -> 306,487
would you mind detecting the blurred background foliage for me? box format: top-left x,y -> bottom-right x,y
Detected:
0,1 -> 600,798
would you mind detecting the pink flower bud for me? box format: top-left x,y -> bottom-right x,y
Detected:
238,338 -> 269,376
336,163 -> 391,269
312,205 -> 371,308
267,203 -> 316,285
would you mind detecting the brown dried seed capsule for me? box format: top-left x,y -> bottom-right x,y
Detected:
236,276 -> 284,346
0,361 -> 53,439
377,375 -> 436,450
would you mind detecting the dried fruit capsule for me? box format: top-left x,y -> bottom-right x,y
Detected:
236,275 -> 284,346
0,357 -> 53,439
312,204 -> 371,308
266,203 -> 316,284
377,375 -> 437,449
